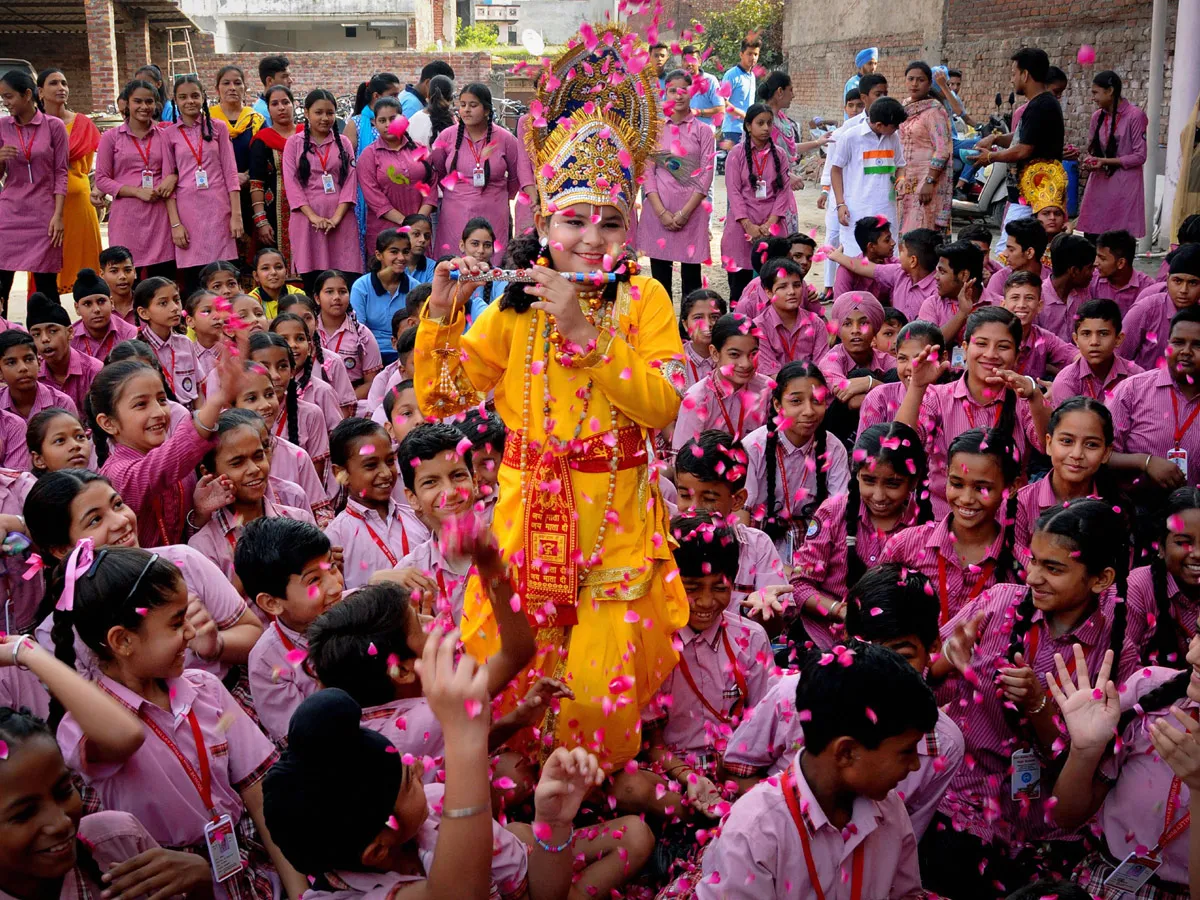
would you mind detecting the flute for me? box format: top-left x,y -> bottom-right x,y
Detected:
449,267 -> 620,284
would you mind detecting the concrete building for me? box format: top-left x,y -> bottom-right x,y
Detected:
513,0 -> 617,47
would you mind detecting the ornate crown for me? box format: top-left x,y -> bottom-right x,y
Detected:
525,25 -> 661,223
1020,160 -> 1068,214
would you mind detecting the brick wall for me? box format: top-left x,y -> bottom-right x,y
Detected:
0,34 -> 96,112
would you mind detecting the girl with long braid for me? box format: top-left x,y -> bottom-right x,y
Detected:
269,311 -> 344,428
925,498 -> 1138,898
429,83 -> 523,262
282,90 -> 359,294
1075,70 -> 1149,240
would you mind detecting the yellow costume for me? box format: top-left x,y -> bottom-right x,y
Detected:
414,27 -> 688,769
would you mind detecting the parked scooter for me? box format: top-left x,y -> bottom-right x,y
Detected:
951,93 -> 1013,226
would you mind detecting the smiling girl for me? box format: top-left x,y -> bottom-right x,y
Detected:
133,277 -> 200,407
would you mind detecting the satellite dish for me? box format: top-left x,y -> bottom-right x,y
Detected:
522,29 -> 545,56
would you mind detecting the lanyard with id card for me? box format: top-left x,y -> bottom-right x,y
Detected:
130,131 -> 155,190
1169,390 -> 1200,479
466,136 -> 487,187
751,147 -> 770,199
316,143 -> 337,194
139,708 -> 244,882
179,126 -> 208,189
1105,775 -> 1190,893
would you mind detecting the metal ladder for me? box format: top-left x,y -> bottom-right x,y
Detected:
167,28 -> 197,82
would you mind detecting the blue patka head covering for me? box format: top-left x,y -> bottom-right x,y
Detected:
855,47 -> 879,69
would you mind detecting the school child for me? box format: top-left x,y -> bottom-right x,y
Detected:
279,292 -> 358,413
833,216 -> 896,303
247,332 -> 331,482
882,427 -> 1020,624
237,515 -> 344,743
27,407 -> 92,474
184,288 -> 226,390
1015,398 -> 1116,551
1050,298 -> 1143,405
326,418 -> 430,591
875,306 -> 906,353
692,641 -> 936,900
457,219 -> 505,327
389,423 -> 483,622
282,89 -> 360,292
999,271 -> 1077,380
49,545 -> 308,900
752,258 -> 828,378
722,103 -> 799,304
918,239 -> 986,343
132,276 -> 199,406
673,314 -> 772,449
71,268 -> 137,361
674,430 -> 787,605
610,513 -> 774,828
1088,230 -> 1155,316
402,213 -> 436,284
732,233 -> 822,321
200,259 -> 240,301
678,289 -> 727,392
350,228 -> 410,363
723,564 -> 964,840
28,293 -> 100,416
0,332 -> 77,420
789,423 -> 931,648
269,311 -> 345,428
960,221 -> 1002,281
263,661 -> 652,900
453,406 -> 506,509
104,340 -> 192,436
0,466 -> 38,632
382,379 -> 425,455
828,95 -> 908,260
0,404 -> 27,472
161,76 -> 241,292
923,499 -> 1138,898
228,294 -> 269,352
743,361 -> 850,562
981,216 -> 1049,304
368,322 -> 420,425
827,226 -> 941,320
98,246 -> 138,326
249,247 -> 304,319
1051,634 -> 1200,897
859,320 -> 948,432
93,348 -> 243,548
1033,233 -> 1097,341
1120,245 -> 1200,370
819,291 -> 896,409
315,270 -> 382,400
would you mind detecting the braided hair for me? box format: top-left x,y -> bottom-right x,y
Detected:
450,83 -> 495,184
844,422 -> 932,586
248,331 -> 300,446
1147,487 -> 1200,667
352,73 -> 400,117
743,103 -> 785,195
1115,670 -> 1192,739
1087,71 -> 1123,176
297,89 -> 351,187
946,427 -> 1022,586
762,361 -> 829,542
170,75 -> 214,141
84,358 -> 161,467
270,311 -> 319,395
425,75 -> 456,143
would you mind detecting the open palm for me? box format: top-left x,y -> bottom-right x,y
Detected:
1046,645 -> 1120,753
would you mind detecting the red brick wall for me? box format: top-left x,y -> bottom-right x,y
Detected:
0,34 -> 96,112
785,31 -> 930,119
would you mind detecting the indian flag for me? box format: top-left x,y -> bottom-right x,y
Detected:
862,149 -> 896,175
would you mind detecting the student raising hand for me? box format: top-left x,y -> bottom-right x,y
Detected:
1047,645 -> 1120,754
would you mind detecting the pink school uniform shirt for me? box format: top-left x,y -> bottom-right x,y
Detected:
731,522 -> 787,606
1124,565 -> 1198,666
356,141 -> 434,259
742,424 -> 851,524
695,749 -> 924,900
858,380 -> 906,432
638,114 -> 715,265
753,305 -> 828,377
673,372 -> 773,450
38,348 -> 101,415
1014,323 -> 1076,379
95,123 -> 175,267
188,501 -> 316,581
818,344 -> 895,387
430,124 -> 523,263
722,673 -> 965,840
360,696 -> 445,782
269,474 -> 312,513
139,326 -> 199,405
1049,353 -> 1142,406
937,583 -> 1139,847
980,263 -> 1052,305
326,498 -> 431,590
720,141 -> 796,272
643,608 -> 774,764
0,111 -> 68,274
1013,476 -> 1102,552
1111,367 -> 1200,488
269,434 -> 334,527
161,118 -> 239,269
0,665 -> 49,719
512,113 -> 537,238
871,263 -> 939,320
319,315 -> 383,385
396,536 -> 470,626
193,340 -> 219,392
0,410 -> 27,471
1089,267 -> 1156,316
882,515 -> 1012,625
0,469 -> 42,632
365,358 -> 404,418
303,367 -> 349,426
0,381 -> 77,420
58,669 -> 277,857
1037,277 -> 1090,341
70,315 -> 138,363
679,341 -> 714,392
1119,290 -> 1180,369
282,131 -> 361,274
273,396 -> 331,476
248,617 -> 317,744
1077,100 -> 1150,238
313,349 -> 361,412
834,257 -> 893,306
734,277 -> 825,320
917,293 -> 964,335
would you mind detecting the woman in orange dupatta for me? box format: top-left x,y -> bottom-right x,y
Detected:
38,68 -> 101,294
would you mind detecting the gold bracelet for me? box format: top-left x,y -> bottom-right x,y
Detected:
1027,695 -> 1048,715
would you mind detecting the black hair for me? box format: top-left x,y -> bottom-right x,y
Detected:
381,378 -> 415,422
947,427 -> 1021,584
235,515 -> 332,603
669,511 -> 740,583
678,289 -> 728,341
762,361 -> 829,542
169,75 -> 215,141
791,640 -> 937,754
710,313 -> 759,353
0,330 -> 35,358
184,288 -> 218,318
0,70 -> 37,106
131,276 -> 176,335
461,217 -> 495,243
261,85 -> 294,120
330,416 -> 389,469
352,73 -> 400,116
1073,297 -> 1123,332
752,232 -> 814,273
396,422 -> 473,491
1011,47 -> 1051,83
1088,71 -> 1123,174
1097,228 -> 1137,265
424,76 -> 456,144
844,87 -> 861,105
853,216 -> 891,251
759,257 -> 807,292
454,407 -> 507,456
1045,396 -> 1127,529
389,309 -> 411,342
33,68 -> 62,113
498,231 -> 634,314
882,307 -> 907,329
1003,269 -> 1042,295
104,340 -> 179,404
265,311 -> 318,396
85,359 -> 159,466
312,270 -> 349,300
1179,214 -> 1200,246
449,83 -> 495,183
23,469 -> 109,573
845,423 -> 932,585
676,429 -> 748,493
306,584 -> 419,707
199,260 -> 240,291
938,239 -> 984,284
420,60 -> 454,82
1005,216 -> 1049,260
756,70 -> 791,104
247,331 -> 300,446
1049,233 -> 1097,278
845,564 -> 939,650
254,245 -> 286,268
26,407 -> 85,473
905,60 -> 933,84
900,228 -> 941,272
396,324 -> 418,357
1144,487 -> 1200,666
739,36 -> 762,52
867,96 -> 908,126
1173,306 -> 1200,336
98,246 -> 134,268
958,222 -> 993,246
1046,66 -> 1068,87
258,55 -> 289,85
296,90 -> 351,187
200,407 -> 267,475
743,103 -> 785,194
895,319 -> 948,356
961,306 -> 1022,439
277,291 -> 318,317
857,73 -> 887,98
370,229 -> 413,286
401,212 -> 434,260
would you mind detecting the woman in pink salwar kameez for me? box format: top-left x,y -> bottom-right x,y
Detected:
1076,71 -> 1148,239
897,61 -> 952,235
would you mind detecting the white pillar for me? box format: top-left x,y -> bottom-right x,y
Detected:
1162,0 -> 1200,248
1141,0 -> 1169,252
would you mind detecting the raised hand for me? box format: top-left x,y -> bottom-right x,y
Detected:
1046,646 -> 1119,753
533,746 -> 604,827
1150,707 -> 1200,790
944,611 -> 985,674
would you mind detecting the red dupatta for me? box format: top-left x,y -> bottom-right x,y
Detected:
251,124 -> 303,153
67,113 -> 101,163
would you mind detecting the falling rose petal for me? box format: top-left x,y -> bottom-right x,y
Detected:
464,698 -> 483,718
136,607 -> 148,616
386,814 -> 400,830
367,642 -> 379,656
608,674 -> 636,693
285,648 -> 307,667
0,740 -> 7,760
624,609 -> 640,623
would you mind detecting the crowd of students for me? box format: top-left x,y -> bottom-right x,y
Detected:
0,12 -> 1191,900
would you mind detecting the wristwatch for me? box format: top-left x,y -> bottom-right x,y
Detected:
924,176 -> 937,185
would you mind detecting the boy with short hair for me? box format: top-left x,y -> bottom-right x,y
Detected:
674,429 -> 787,604
829,97 -> 908,257
1050,298 -> 1142,405
70,268 -> 137,361
454,407 -> 506,510
252,55 -> 290,118
1038,233 -> 1096,339
98,246 -> 137,325
237,515 -> 345,744
751,258 -> 828,377
733,233 -> 821,320
722,564 -> 963,841
0,331 -> 76,419
28,292 -> 101,415
981,216 -> 1049,303
999,270 -> 1077,380
1089,228 -> 1154,315
611,512 -> 775,824
959,222 -> 1001,280
696,634 -> 937,898
827,227 -> 941,320
918,239 -> 985,342
833,215 -> 895,303
1119,244 -> 1200,369
876,306 -> 907,353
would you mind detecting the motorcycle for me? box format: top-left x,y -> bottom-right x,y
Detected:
951,92 -> 1013,226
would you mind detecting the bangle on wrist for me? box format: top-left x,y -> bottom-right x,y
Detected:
443,802 -> 490,820
193,413 -> 218,435
11,636 -> 32,670
185,509 -> 200,531
1027,694 -> 1048,715
533,825 -> 574,853
171,222 -> 184,229
1145,454 -> 1152,472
